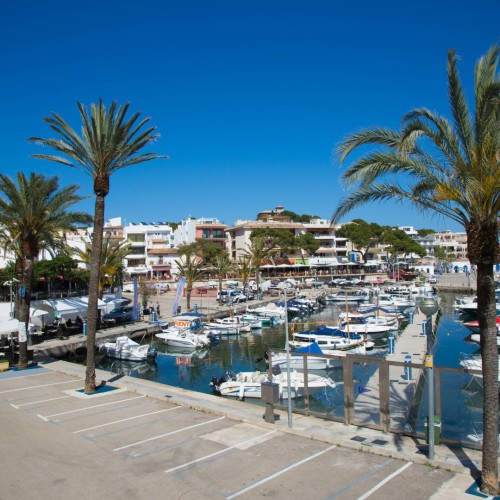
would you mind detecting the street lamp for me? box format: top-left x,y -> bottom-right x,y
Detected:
283,287 -> 293,428
3,279 -> 19,319
419,296 -> 439,460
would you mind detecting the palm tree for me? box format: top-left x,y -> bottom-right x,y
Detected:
30,100 -> 167,393
241,237 -> 275,299
175,254 -> 206,311
208,253 -> 235,304
332,46 -> 500,494
0,173 -> 90,368
73,235 -> 132,299
237,257 -> 253,295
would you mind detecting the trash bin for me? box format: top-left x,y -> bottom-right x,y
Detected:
425,416 -> 441,445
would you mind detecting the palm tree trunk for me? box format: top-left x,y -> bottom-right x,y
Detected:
85,194 -> 105,393
218,278 -> 223,305
477,262 -> 499,494
18,256 -> 33,369
186,286 -> 191,311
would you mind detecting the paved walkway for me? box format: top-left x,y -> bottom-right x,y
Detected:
0,356 -> 496,499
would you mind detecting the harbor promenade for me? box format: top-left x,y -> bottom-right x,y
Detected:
1,274 -> 493,499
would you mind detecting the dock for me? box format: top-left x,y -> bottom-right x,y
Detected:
352,307 -> 434,431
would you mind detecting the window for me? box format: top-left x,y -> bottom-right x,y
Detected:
213,229 -> 224,238
202,229 -> 210,239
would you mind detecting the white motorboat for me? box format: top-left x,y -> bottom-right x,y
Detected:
271,341 -> 334,370
99,336 -> 157,362
326,290 -> 370,304
247,303 -> 287,319
210,368 -> 336,399
459,353 -> 500,384
205,316 -> 253,335
469,333 -> 500,346
335,316 -> 395,339
338,310 -> 399,327
289,327 -> 368,353
155,313 -> 213,348
155,328 -> 211,349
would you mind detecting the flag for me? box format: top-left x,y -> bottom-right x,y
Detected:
173,276 -> 187,315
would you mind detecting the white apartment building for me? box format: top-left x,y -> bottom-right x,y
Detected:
124,221 -> 176,279
225,208 -> 350,265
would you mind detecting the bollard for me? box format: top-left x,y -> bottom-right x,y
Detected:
408,311 -> 414,324
404,354 -> 412,380
83,321 -> 87,336
388,333 -> 395,354
193,304 -> 198,314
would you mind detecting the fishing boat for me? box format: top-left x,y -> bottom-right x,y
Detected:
99,336 -> 157,362
210,367 -> 336,399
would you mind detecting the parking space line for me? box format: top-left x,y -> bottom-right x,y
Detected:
37,395 -> 146,420
226,444 -> 336,499
357,461 -> 412,500
0,378 -> 83,394
10,395 -> 72,409
74,405 -> 183,434
0,372 -> 52,381
114,416 -> 226,452
165,429 -> 278,475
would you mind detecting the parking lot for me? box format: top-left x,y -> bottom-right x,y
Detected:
0,365 -> 461,500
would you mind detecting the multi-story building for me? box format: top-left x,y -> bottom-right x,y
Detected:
124,222 -> 175,279
225,207 -> 350,265
173,217 -> 227,249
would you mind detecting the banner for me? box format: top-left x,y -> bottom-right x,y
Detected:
173,276 -> 187,316
133,276 -> 139,321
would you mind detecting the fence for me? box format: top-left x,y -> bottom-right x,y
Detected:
272,350 -> 486,449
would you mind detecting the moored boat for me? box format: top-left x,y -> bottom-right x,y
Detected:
99,336 -> 157,362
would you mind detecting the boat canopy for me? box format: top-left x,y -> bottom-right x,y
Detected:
293,341 -> 324,355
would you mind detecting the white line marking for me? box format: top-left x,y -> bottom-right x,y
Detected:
357,461 -> 412,500
10,395 -> 72,409
0,372 -> 52,381
74,405 -> 183,434
165,430 -> 278,475
0,379 -> 83,394
115,416 -> 226,452
226,444 -> 336,499
41,395 -> 146,419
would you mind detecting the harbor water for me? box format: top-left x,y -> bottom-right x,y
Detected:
68,291 -> 492,446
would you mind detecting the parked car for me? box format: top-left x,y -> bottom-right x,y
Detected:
102,306 -> 134,322
429,276 -> 438,284
122,283 -> 134,293
217,289 -> 247,303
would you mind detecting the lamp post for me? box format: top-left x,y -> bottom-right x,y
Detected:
283,287 -> 293,428
419,297 -> 439,460
3,279 -> 19,319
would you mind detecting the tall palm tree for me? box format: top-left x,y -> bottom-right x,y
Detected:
73,235 -> 132,299
332,46 -> 500,494
241,237 -> 275,299
208,253 -> 235,304
0,173 -> 90,368
175,254 -> 206,311
30,100 -> 167,393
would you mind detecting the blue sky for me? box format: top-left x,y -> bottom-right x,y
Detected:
2,0 -> 499,231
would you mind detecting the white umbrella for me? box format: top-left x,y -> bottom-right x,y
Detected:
276,264 -> 291,268
260,264 -> 275,269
